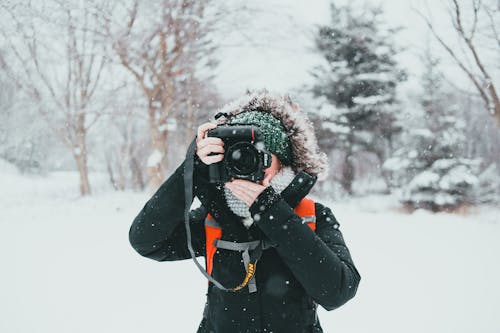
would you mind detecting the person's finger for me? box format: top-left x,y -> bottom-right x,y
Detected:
201,154 -> 224,165
225,185 -> 254,205
261,173 -> 273,187
231,179 -> 257,186
197,144 -> 224,158
197,137 -> 224,150
231,179 -> 265,192
227,182 -> 263,199
197,122 -> 216,138
229,181 -> 259,194
197,122 -> 217,141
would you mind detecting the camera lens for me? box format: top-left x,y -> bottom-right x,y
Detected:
227,142 -> 259,176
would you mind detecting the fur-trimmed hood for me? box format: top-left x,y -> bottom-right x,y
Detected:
212,89 -> 328,178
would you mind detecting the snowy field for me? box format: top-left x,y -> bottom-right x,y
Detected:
1,162 -> 499,333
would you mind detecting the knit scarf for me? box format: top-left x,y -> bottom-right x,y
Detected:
223,166 -> 296,228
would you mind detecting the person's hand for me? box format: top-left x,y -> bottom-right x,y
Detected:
225,179 -> 267,206
196,122 -> 224,165
224,154 -> 280,206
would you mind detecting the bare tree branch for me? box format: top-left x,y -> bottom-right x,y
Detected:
414,1 -> 500,126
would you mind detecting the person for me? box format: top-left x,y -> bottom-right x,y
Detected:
129,89 -> 361,333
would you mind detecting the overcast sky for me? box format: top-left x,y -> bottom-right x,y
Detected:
212,0 -> 494,102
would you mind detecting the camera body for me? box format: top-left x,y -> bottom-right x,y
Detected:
206,125 -> 272,183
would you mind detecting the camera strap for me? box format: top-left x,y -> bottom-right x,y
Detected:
184,137 -> 233,292
184,136 -> 264,293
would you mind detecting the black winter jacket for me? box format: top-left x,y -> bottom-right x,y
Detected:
129,158 -> 361,332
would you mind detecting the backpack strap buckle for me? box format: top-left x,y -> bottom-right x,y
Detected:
213,239 -> 272,293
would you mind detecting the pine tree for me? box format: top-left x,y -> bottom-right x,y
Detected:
398,114 -> 481,212
383,47 -> 486,212
311,3 -> 406,195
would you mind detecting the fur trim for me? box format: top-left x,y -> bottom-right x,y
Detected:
213,89 -> 328,177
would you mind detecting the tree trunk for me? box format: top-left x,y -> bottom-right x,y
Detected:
147,106 -> 169,191
106,157 -> 118,191
75,114 -> 91,196
341,150 -> 355,195
184,93 -> 196,148
374,149 -> 392,194
74,150 -> 91,195
118,145 -> 128,191
487,82 -> 500,127
130,155 -> 145,190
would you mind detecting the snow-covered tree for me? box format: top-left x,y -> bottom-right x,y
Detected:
383,47 -> 494,212
0,1 -> 113,195
473,163 -> 500,205
310,3 -> 406,195
397,123 -> 500,211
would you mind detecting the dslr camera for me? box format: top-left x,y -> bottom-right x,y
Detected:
206,125 -> 272,183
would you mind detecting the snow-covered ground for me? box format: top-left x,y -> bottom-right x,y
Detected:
1,163 -> 499,333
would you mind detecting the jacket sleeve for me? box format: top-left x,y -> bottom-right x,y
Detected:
128,157 -> 211,262
250,187 -> 361,311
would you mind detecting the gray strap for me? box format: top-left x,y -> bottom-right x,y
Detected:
242,248 -> 257,293
184,138 -> 231,292
205,217 -> 221,228
214,239 -> 261,251
214,239 -> 260,293
301,216 -> 316,223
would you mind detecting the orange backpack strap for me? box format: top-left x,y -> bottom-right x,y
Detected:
204,199 -> 316,274
204,214 -> 260,293
204,214 -> 222,276
203,198 -> 316,292
293,197 -> 316,231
